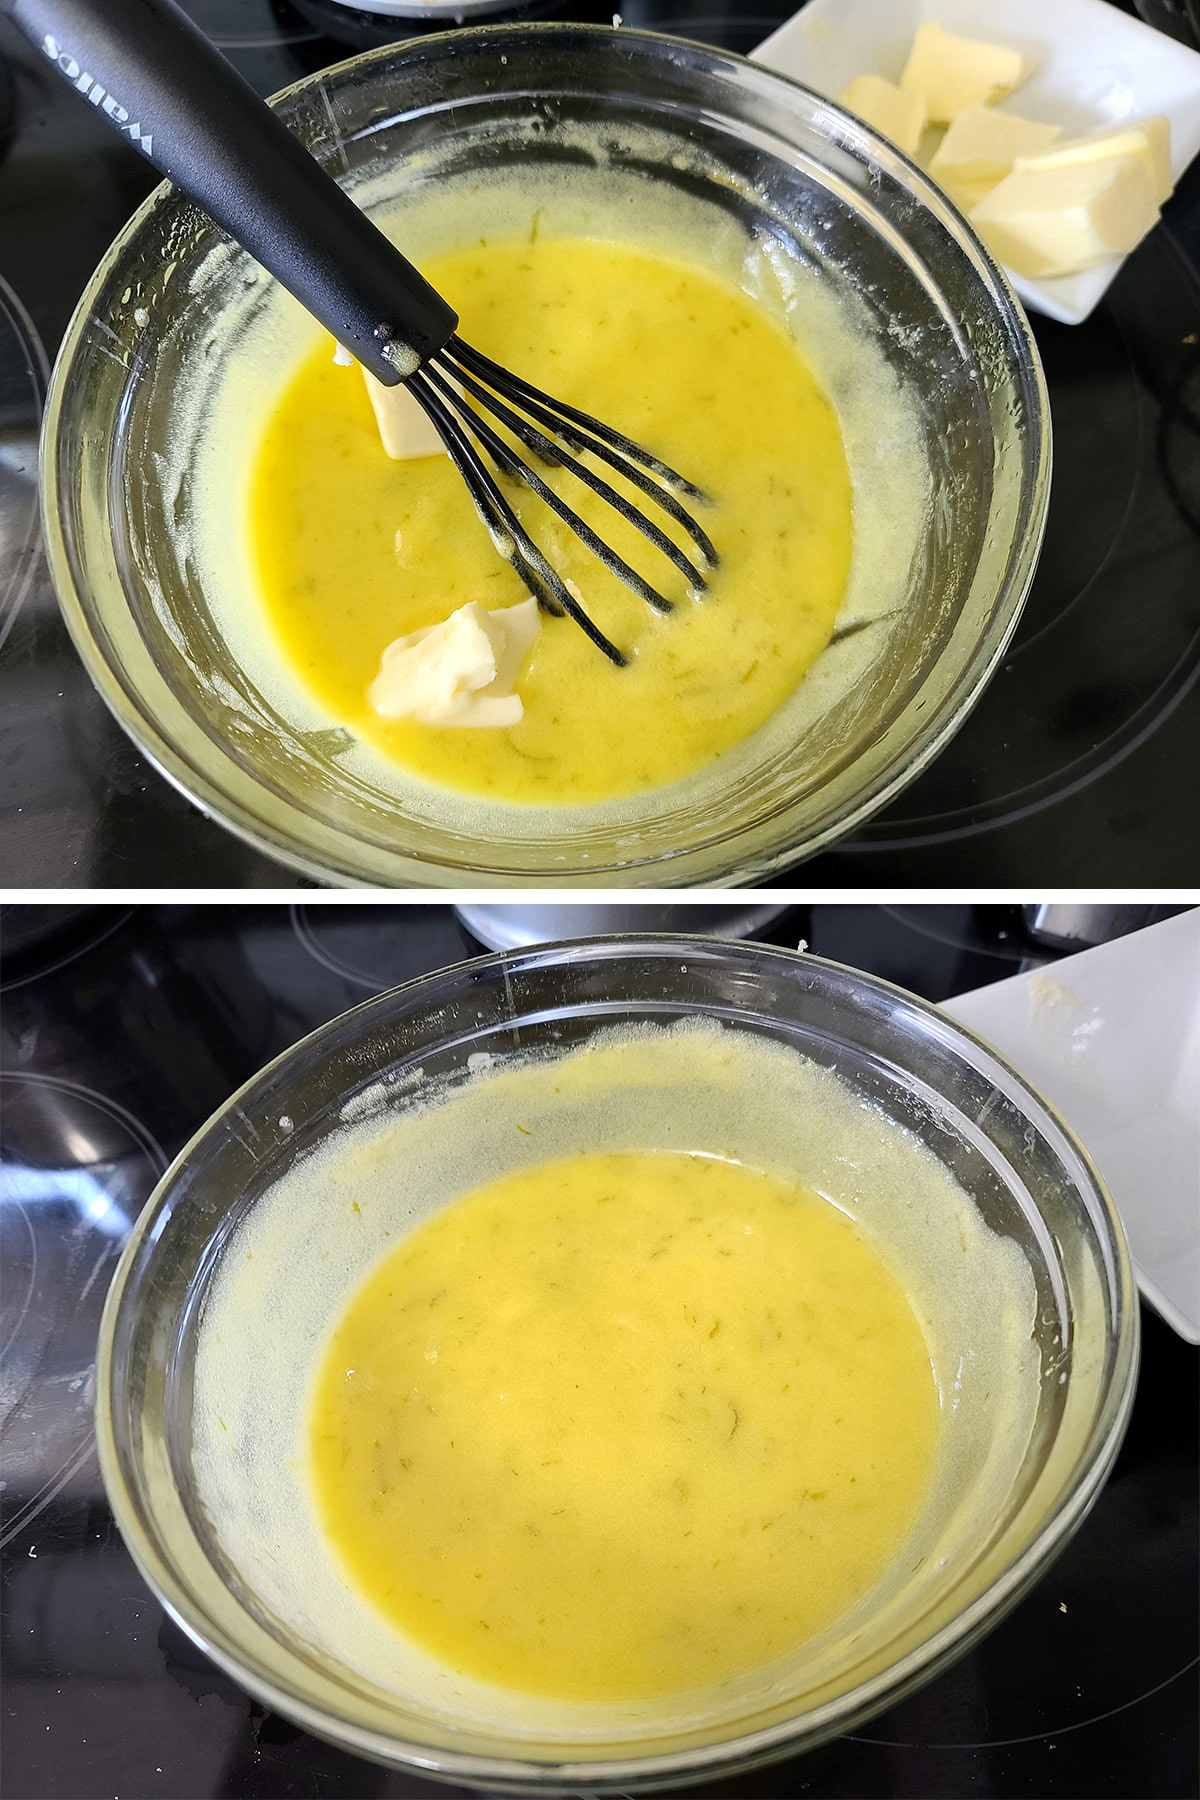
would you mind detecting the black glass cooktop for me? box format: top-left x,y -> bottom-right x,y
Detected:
2,902 -> 1197,1799
1,0 -> 1198,886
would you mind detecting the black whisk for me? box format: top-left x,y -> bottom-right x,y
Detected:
13,0 -> 717,666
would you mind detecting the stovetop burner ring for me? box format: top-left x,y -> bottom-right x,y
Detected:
0,1070 -> 166,1548
0,272 -> 49,657
850,1654 -> 1200,1750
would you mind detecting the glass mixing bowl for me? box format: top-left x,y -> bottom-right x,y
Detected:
42,25 -> 1049,887
96,937 -> 1136,1791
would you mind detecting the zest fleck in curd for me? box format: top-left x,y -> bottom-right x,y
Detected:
251,236 -> 854,805
307,1150 -> 939,1701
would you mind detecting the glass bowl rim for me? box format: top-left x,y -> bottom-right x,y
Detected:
39,22 -> 1051,890
94,933 -> 1139,1788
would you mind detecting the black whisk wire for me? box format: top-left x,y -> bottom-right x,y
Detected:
409,373 -> 630,666
418,365 -> 678,620
404,335 -> 719,662
441,336 -> 719,568
427,358 -> 705,597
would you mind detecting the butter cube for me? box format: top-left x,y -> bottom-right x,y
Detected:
970,154 -> 1160,279
900,22 -> 1033,127
930,106 -> 1062,208
840,73 -> 926,156
369,599 -> 540,728
361,366 -> 446,460
1014,115 -> 1173,207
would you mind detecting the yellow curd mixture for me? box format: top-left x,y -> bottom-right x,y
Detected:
253,237 -> 853,804
308,1150 -> 939,1701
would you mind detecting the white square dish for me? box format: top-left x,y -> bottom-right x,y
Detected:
752,0 -> 1200,324
942,910 -> 1200,1344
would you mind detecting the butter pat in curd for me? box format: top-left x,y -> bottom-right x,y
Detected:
368,598 -> 540,727
900,22 -> 1032,126
360,366 -> 447,461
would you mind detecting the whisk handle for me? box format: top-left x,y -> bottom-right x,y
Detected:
5,0 -> 457,381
